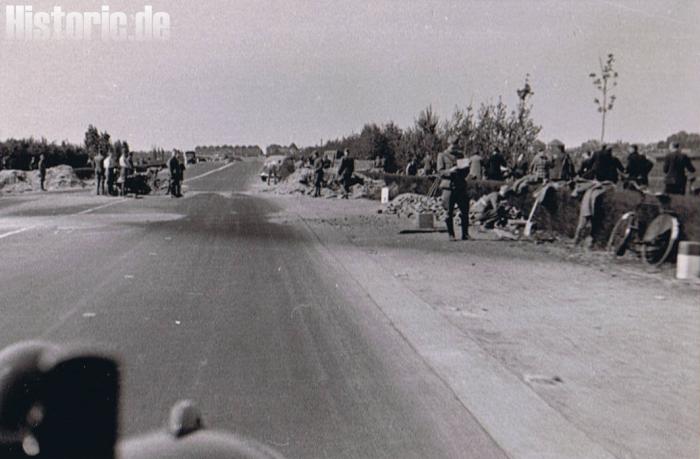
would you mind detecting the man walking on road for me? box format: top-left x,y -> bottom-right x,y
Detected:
94,150 -> 105,195
663,142 -> 696,195
438,136 -> 470,241
337,148 -> 355,199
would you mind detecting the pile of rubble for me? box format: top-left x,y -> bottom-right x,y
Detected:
383,193 -> 449,221
0,165 -> 85,193
266,164 -> 386,201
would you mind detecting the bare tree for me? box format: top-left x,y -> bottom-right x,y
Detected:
589,53 -> 618,143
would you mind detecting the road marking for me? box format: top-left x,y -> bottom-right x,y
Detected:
76,198 -> 128,215
0,226 -> 36,240
183,162 -> 236,183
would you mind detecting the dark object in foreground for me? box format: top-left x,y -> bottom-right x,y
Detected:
0,341 -> 284,459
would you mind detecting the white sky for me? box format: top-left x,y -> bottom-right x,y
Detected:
0,0 -> 698,150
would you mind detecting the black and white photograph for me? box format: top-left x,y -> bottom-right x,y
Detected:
0,1 -> 698,458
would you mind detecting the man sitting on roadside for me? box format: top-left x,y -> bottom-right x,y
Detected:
529,149 -> 551,182
470,185 -> 513,229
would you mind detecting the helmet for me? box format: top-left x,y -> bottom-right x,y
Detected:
120,401 -> 285,459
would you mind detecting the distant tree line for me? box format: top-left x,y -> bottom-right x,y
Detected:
0,137 -> 87,170
195,145 -> 263,157
660,131 -> 700,151
0,125 -> 134,170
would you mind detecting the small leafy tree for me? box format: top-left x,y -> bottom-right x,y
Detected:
99,131 -> 112,157
589,53 -> 618,143
84,125 -> 100,158
415,105 -> 441,159
506,75 -> 541,163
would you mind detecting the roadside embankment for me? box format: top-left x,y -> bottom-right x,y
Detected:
365,172 -> 700,245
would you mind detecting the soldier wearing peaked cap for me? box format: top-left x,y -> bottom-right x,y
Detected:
437,136 -> 470,241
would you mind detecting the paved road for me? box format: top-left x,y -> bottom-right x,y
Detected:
0,161 -> 505,458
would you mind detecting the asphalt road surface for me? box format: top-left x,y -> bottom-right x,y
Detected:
0,161 -> 506,458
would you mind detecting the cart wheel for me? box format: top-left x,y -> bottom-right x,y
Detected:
641,213 -> 679,266
607,212 -> 637,257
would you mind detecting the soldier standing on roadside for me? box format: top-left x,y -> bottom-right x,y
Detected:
437,136 -> 470,241
178,152 -> 186,184
625,144 -> 653,188
105,151 -> 116,196
38,154 -> 47,191
663,142 -> 696,195
591,144 -> 624,183
313,151 -> 324,198
94,150 -> 105,195
337,148 -> 355,199
168,151 -> 182,198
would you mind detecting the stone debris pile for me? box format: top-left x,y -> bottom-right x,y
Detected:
383,193 -> 450,221
0,165 -> 84,193
266,163 -> 386,200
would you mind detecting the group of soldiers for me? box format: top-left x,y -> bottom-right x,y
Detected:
92,150 -> 136,197
91,150 -> 186,197
436,137 -> 697,241
308,149 -> 355,198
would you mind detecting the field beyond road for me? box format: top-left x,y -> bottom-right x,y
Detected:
0,159 -> 697,458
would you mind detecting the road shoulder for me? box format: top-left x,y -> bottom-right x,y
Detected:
258,191 -> 699,459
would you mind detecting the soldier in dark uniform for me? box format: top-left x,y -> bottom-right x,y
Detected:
336,148 -> 355,199
437,136 -> 470,241
663,142 -> 696,195
167,151 -> 182,197
556,144 -> 576,181
591,145 -> 624,183
38,154 -> 47,191
313,151 -> 324,197
625,144 -> 653,187
94,150 -> 106,195
485,148 -> 508,181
